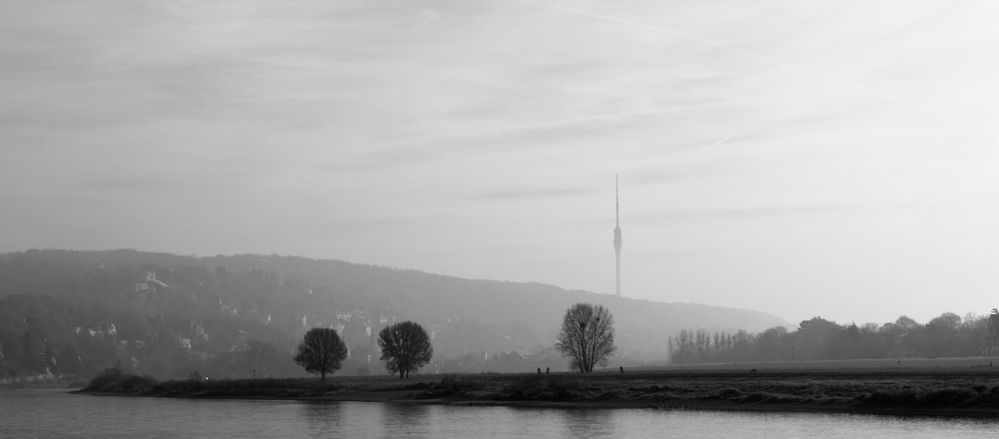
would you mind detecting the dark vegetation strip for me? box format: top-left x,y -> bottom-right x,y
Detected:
74,367 -> 999,416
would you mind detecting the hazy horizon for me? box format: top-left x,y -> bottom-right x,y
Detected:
4,0 -> 998,326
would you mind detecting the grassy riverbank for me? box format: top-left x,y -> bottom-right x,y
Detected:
74,360 -> 999,417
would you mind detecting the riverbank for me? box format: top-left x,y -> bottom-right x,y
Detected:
74,367 -> 999,417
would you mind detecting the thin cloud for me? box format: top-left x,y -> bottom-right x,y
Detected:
331,216 -> 439,231
332,102 -> 734,171
633,205 -> 847,224
546,4 -> 917,108
628,132 -> 766,184
477,187 -> 592,201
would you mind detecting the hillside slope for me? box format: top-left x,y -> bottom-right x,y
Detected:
0,249 -> 785,379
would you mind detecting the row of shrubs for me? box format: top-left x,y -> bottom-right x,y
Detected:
703,385 -> 999,406
80,368 -> 342,396
82,371 -> 601,402
860,385 -> 999,406
499,376 -> 615,401
82,369 -> 999,408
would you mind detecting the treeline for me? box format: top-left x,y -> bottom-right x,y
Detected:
669,313 -> 990,364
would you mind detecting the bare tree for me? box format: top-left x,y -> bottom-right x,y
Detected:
294,327 -> 348,381
556,303 -> 616,373
377,321 -> 433,379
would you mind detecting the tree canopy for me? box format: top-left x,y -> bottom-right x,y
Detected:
668,313 -> 992,364
555,303 -> 616,373
377,321 -> 433,378
293,327 -> 348,381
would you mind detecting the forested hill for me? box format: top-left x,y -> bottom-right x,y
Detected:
0,249 -> 785,380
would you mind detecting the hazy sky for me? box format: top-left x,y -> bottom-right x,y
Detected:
3,0 -> 998,326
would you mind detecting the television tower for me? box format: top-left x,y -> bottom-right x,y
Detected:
613,176 -> 623,297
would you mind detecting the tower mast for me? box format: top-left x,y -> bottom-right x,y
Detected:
613,176 -> 623,297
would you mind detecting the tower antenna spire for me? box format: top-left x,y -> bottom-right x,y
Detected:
613,175 -> 623,297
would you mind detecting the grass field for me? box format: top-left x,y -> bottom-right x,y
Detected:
76,357 -> 999,417
628,356 -> 999,372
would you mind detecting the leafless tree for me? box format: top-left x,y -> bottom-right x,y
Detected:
378,321 -> 433,378
556,303 -> 616,373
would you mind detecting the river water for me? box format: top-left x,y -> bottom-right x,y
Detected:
1,389 -> 996,438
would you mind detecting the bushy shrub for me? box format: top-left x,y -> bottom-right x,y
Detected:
768,393 -> 806,403
502,376 -> 588,401
917,387 -> 977,406
81,368 -> 157,394
971,388 -> 999,405
864,388 -> 919,405
430,375 -> 479,396
713,387 -> 742,399
82,368 -> 123,392
113,374 -> 158,393
741,392 -> 770,402
740,392 -> 803,403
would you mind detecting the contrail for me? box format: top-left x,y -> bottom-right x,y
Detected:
696,134 -> 735,157
546,5 -> 916,108
657,133 -> 736,169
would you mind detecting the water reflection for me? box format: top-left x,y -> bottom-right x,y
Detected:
301,402 -> 345,437
7,391 -> 999,438
378,403 -> 432,438
558,409 -> 615,438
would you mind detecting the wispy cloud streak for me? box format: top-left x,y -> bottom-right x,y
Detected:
546,5 -> 916,107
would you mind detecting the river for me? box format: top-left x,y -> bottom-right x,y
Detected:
1,389 -> 996,438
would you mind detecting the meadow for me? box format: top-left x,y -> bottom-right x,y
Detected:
74,356 -> 999,416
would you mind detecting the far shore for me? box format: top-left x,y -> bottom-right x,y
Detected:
73,359 -> 999,418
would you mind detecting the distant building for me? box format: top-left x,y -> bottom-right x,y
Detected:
145,271 -> 169,288
132,271 -> 168,304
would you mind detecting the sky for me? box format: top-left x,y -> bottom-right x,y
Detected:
2,0 -> 998,326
